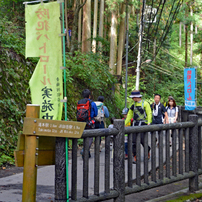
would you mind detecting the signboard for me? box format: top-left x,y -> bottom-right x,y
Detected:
184,68 -> 196,110
144,5 -> 157,23
25,2 -> 63,120
23,117 -> 86,138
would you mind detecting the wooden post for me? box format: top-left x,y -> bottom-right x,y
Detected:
113,119 -> 125,202
189,114 -> 199,192
22,104 -> 40,202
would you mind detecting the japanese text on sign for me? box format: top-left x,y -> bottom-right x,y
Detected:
184,68 -> 196,110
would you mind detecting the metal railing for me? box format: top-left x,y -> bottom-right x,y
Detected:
69,114 -> 202,202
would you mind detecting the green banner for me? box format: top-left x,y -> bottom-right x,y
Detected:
25,2 -> 63,120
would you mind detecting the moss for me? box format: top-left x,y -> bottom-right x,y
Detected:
166,192 -> 202,202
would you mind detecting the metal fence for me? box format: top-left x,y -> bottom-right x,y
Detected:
68,114 -> 202,202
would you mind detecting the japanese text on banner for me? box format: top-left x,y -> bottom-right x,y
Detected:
184,68 -> 196,110
25,2 -> 63,120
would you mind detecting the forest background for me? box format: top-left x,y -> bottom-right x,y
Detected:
0,0 -> 202,166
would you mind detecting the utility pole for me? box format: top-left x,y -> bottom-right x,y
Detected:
125,0 -> 129,108
135,0 -> 146,90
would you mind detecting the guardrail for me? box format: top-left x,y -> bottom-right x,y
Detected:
68,114 -> 202,202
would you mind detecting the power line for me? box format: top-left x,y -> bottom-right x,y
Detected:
155,0 -> 183,57
144,49 -> 182,70
145,63 -> 183,80
144,38 -> 185,65
145,64 -> 172,76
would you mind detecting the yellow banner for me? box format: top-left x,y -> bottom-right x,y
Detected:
25,2 -> 63,120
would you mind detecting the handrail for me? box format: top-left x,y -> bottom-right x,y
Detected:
125,121 -> 195,134
80,121 -> 198,138
81,128 -> 118,138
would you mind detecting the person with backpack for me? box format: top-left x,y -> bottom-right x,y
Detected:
94,96 -> 109,129
151,94 -> 168,124
166,97 -> 178,123
77,89 -> 98,158
94,96 -> 109,150
125,90 -> 152,163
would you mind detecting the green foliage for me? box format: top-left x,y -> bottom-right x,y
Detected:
64,51 -> 123,122
0,16 -> 35,166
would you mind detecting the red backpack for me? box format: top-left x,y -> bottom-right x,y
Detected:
77,98 -> 92,126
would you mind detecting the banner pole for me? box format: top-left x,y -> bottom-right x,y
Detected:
62,1 -> 69,202
195,67 -> 197,114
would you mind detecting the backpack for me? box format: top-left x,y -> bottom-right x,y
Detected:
94,101 -> 105,123
151,102 -> 165,118
131,100 -> 147,122
76,98 -> 92,123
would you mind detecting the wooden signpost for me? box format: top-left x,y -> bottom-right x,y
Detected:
23,117 -> 85,138
14,105 -> 86,202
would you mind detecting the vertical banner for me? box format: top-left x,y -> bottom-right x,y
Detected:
184,68 -> 196,110
25,2 -> 63,120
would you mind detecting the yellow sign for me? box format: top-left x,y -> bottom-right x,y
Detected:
23,117 -> 86,138
26,2 -> 63,120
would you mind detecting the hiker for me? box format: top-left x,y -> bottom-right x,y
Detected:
95,96 -> 109,129
125,90 -> 152,163
77,89 -> 98,158
166,97 -> 178,123
94,96 -> 109,150
108,117 -> 115,129
151,94 -> 168,125
108,117 -> 115,147
164,95 -> 174,107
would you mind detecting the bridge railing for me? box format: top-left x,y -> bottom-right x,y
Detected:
69,114 -> 202,202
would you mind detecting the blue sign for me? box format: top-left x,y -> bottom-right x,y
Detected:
184,68 -> 196,110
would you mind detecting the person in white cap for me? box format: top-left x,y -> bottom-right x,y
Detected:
125,90 -> 152,163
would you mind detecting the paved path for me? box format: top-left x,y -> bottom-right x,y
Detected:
0,132 -> 177,201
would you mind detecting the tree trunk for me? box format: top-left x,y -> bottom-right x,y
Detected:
70,0 -> 87,53
82,0 -> 91,53
78,0 -> 82,49
195,25 -> 197,34
185,24 -> 188,68
92,0 -> 98,53
179,22 -> 182,47
109,10 -> 117,75
117,2 -> 126,76
98,0 -> 105,51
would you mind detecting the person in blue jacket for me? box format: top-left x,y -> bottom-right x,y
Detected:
80,89 -> 98,158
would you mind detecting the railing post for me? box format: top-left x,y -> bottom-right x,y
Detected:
113,119 -> 125,202
189,114 -> 199,192
55,137 -> 67,201
22,104 -> 40,202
